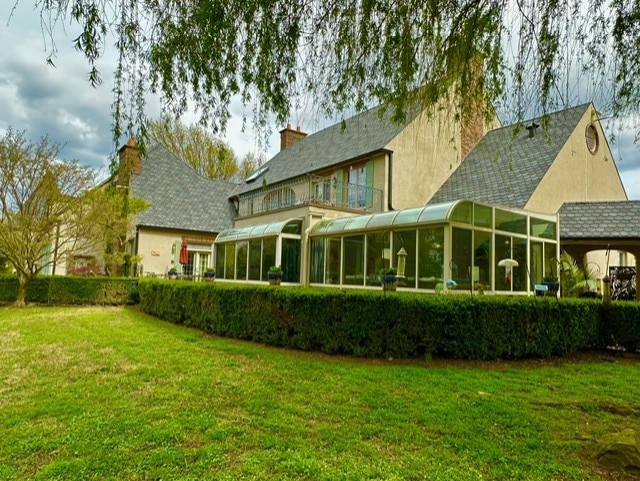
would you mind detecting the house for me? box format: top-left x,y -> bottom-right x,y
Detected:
213,100 -> 637,296
117,139 -> 237,278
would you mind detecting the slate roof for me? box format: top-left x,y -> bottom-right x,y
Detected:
234,104 -> 423,196
428,103 -> 592,208
131,143 -> 238,233
559,201 -> 640,239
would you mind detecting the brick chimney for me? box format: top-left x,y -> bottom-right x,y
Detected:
280,124 -> 307,151
118,138 -> 141,185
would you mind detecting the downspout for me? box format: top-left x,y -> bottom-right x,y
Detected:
387,151 -> 395,211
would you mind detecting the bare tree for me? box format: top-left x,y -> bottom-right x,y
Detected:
0,129 -> 97,306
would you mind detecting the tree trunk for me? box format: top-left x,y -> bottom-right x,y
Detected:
15,273 -> 28,307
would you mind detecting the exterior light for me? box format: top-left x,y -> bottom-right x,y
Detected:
396,247 -> 408,285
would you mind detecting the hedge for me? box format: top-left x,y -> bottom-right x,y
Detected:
0,275 -> 139,305
137,279 -> 630,360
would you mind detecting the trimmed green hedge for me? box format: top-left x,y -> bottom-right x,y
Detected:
138,279 -> 623,360
0,275 -> 139,305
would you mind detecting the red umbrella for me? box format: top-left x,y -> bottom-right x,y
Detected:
179,239 -> 189,265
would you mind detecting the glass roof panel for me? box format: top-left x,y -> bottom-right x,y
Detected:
215,218 -> 302,243
310,220 -> 331,235
343,214 -> 374,231
418,201 -> 457,223
366,211 -> 400,229
450,201 -> 473,224
325,217 -> 352,233
392,207 -> 424,225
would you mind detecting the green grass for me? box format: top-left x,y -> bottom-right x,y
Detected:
1,306 -> 638,480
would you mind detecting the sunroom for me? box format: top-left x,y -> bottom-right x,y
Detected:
214,218 -> 303,283
308,200 -> 559,294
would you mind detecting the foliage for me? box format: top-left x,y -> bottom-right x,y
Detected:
3,306 -> 639,480
379,267 -> 398,276
86,183 -> 149,277
268,265 -> 283,275
147,118 -> 239,181
0,129 -> 98,305
238,151 -> 266,181
0,275 -> 138,305
136,280 -> 622,360
559,252 -> 599,297
599,302 -> 640,352
25,1 -> 640,144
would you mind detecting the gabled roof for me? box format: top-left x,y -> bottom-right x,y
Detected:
559,201 -> 640,239
234,104 -> 423,196
131,143 -> 238,233
428,103 -> 592,208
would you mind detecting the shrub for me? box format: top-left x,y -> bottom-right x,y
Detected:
0,275 -> 138,305
138,279 -> 608,360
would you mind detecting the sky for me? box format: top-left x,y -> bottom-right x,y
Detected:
1,2 -> 638,199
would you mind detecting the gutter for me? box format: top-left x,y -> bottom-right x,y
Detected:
387,151 -> 395,211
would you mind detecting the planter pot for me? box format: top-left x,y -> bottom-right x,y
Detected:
268,273 -> 282,285
203,272 -> 216,282
542,281 -> 559,294
380,275 -> 397,291
168,273 -> 178,280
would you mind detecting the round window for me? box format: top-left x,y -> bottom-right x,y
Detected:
585,124 -> 599,154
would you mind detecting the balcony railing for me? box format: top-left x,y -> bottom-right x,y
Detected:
238,175 -> 384,217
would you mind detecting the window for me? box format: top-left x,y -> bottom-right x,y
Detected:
348,165 -> 367,208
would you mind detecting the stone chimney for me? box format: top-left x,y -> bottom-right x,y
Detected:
460,105 -> 484,159
280,124 -> 307,151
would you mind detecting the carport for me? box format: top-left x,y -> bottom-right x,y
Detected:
559,201 -> 640,300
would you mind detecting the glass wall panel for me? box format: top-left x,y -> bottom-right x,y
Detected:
544,242 -> 558,278
495,209 -> 527,234
224,243 -> 236,280
513,237 -> 528,292
495,234 -> 511,291
450,201 -> 473,224
474,204 -> 492,228
261,237 -> 276,281
474,231 -> 492,289
393,230 -> 417,288
343,235 -> 365,285
530,217 -> 556,240
235,241 -> 248,280
418,227 -> 444,289
366,232 -> 390,286
451,228 -> 472,290
530,241 -> 544,285
326,238 -> 341,285
310,238 -> 326,283
215,244 -> 225,279
282,238 -> 301,282
248,240 -> 262,280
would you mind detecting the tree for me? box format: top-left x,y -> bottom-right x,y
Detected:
147,118 -> 239,181
26,1 -> 640,140
238,151 -> 266,181
0,129 -> 98,306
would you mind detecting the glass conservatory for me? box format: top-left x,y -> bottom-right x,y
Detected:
308,200 -> 559,294
214,218 -> 302,283
214,201 -> 559,294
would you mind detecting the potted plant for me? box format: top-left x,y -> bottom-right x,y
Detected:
542,275 -> 559,294
379,267 -> 397,291
268,265 -> 283,285
167,267 -> 179,280
203,267 -> 216,281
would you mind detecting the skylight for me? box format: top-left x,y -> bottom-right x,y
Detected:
245,165 -> 269,183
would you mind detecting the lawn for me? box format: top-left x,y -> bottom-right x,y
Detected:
0,306 -> 638,480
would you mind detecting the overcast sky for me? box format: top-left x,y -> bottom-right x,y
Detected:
1,2 -> 638,199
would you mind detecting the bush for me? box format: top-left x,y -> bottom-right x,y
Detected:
0,275 -> 139,305
599,302 -> 640,352
138,279 -> 609,360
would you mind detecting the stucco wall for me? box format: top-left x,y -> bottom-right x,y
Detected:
386,99 -> 500,210
137,228 -> 215,276
526,105 -> 627,214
